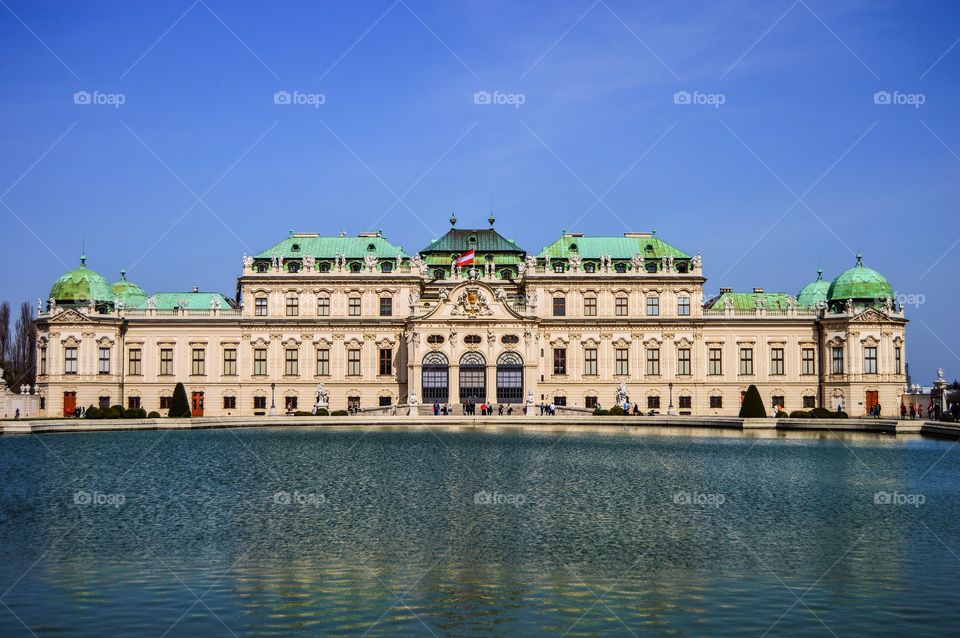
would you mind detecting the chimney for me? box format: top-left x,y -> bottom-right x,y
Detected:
753,287 -> 764,294
720,287 -> 732,294
193,286 -> 199,293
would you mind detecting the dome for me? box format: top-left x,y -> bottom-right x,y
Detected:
796,268 -> 830,307
49,255 -> 114,305
827,254 -> 893,303
111,269 -> 148,307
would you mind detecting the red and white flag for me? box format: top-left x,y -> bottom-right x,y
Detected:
454,249 -> 475,266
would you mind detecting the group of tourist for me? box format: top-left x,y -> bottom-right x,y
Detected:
432,400 -> 516,416
902,402 -> 943,420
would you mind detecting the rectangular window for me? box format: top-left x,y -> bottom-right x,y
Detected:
286,295 -> 299,316
255,297 -> 267,316
128,396 -> 141,409
553,296 -> 566,317
864,346 -> 877,374
615,348 -> 629,376
379,396 -> 393,407
254,348 -> 267,376
347,348 -> 361,376
585,396 -> 598,409
253,396 -> 266,410
99,396 -> 110,410
159,348 -> 174,376
223,348 -> 237,376
647,396 -> 661,409
679,396 -> 692,409
160,396 -> 171,409
803,395 -> 816,408
677,296 -> 690,316
646,296 -> 660,316
709,395 -> 723,408
801,348 -> 816,375
40,347 -> 47,375
348,297 -> 361,316
771,348 -> 785,375
584,348 -> 598,376
379,297 -> 392,317
895,347 -> 902,374
615,296 -> 628,316
98,347 -> 110,374
739,348 -> 753,376
285,396 -> 298,410
709,348 -> 723,376
583,296 -> 597,316
317,296 -> 330,316
316,348 -> 330,376
223,396 -> 237,409
553,348 -> 567,375
379,348 -> 392,376
646,348 -> 660,376
285,348 -> 299,376
128,349 -> 142,376
677,348 -> 691,376
832,347 -> 844,374
554,396 -> 567,407
191,348 -> 205,376
64,347 -> 78,374
772,395 -> 785,409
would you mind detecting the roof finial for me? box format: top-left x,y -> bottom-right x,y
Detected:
120,268 -> 127,281
816,266 -> 823,281
488,212 -> 495,227
80,254 -> 86,267
856,251 -> 863,266
450,212 -> 457,226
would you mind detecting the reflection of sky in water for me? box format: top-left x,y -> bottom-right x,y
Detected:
1,428 -> 957,636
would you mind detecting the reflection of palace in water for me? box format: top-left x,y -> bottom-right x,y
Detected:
35,216 -> 907,416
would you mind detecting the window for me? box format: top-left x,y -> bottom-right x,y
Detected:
585,396 -> 598,409
645,262 -> 657,273
379,396 -> 392,406
553,296 -> 566,317
317,295 -> 330,316
646,296 -> 660,316
379,348 -> 392,376
316,348 -> 330,376
677,348 -> 691,376
348,297 -> 361,316
584,262 -> 596,273
380,296 -> 392,317
583,296 -> 597,316
254,348 -> 267,376
319,262 -> 331,272
553,263 -> 564,273
464,335 -> 482,345
285,396 -> 298,410
679,396 -> 692,409
347,348 -> 361,376
771,395 -> 785,408
584,348 -> 598,376
646,348 -> 660,376
223,348 -> 237,376
433,268 -> 446,280
427,335 -> 445,345
286,295 -> 299,316
553,348 -> 567,375
614,262 -> 627,273
128,396 -> 141,409
615,296 -> 628,316
647,396 -> 661,409
709,348 -> 722,375
803,396 -> 816,408
615,348 -> 629,376
285,348 -> 299,376
255,297 -> 267,316
223,396 -> 236,409
864,347 -> 877,374
501,335 -> 520,345
554,396 -> 567,407
128,349 -> 142,376
832,347 -> 844,374
40,347 -> 47,375
771,348 -> 785,375
99,347 -> 110,374
895,347 -> 902,374
350,262 -> 362,273
678,296 -> 690,316
739,348 -> 754,376
381,262 -> 393,273
160,396 -> 172,410
709,395 -> 723,408
801,348 -> 815,375
288,261 -> 299,273
254,396 -> 266,410
191,348 -> 205,375
99,396 -> 110,410
159,348 -> 173,376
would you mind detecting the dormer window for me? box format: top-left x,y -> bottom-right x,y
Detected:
319,262 -> 331,272
350,262 -> 362,273
553,263 -> 565,273
645,262 -> 657,273
291,243 -> 300,252
645,244 -> 654,251
584,262 -> 596,273
468,235 -> 477,244
614,262 -> 627,273
569,243 -> 578,252
676,262 -> 688,273
381,262 -> 393,273
367,243 -> 376,251
256,263 -> 268,273
433,268 -> 446,280
485,254 -> 494,262
288,261 -> 300,273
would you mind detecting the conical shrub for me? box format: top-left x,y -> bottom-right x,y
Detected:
739,384 -> 767,418
169,382 -> 191,418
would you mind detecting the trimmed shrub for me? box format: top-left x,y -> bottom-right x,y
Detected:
738,385 -> 767,418
293,411 -> 313,416
593,409 -> 611,416
316,408 -> 329,416
776,411 -> 790,418
330,410 -> 348,416
940,413 -> 956,423
147,411 -> 161,419
85,406 -> 101,419
609,405 -> 626,416
107,405 -> 124,419
168,382 -> 191,418
789,410 -> 811,419
809,407 -> 832,419
831,411 -> 849,419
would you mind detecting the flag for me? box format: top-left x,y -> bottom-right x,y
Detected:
454,249 -> 475,266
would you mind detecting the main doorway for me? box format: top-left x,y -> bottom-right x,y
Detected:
191,391 -> 204,417
865,390 -> 879,416
63,391 -> 76,417
496,352 -> 524,403
422,352 -> 449,404
458,352 -> 486,402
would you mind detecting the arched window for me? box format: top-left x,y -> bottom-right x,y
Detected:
256,262 -> 268,273
676,261 -> 688,273
500,269 -> 512,280
645,262 -> 657,273
319,262 -> 331,272
288,261 -> 300,273
350,262 -> 362,273
291,243 -> 300,252
459,352 -> 486,402
433,268 -> 446,280
496,352 -> 523,403
422,352 -> 449,403
584,262 -> 596,273
614,262 -> 627,273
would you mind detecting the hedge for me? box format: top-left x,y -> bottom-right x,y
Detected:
330,410 -> 348,416
169,382 -> 191,418
739,385 -> 767,418
147,411 -> 161,418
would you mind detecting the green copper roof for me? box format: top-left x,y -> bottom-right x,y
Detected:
49,256 -> 115,304
111,270 -> 148,307
255,233 -> 405,259
538,233 -> 690,260
149,292 -> 234,310
421,228 -> 525,254
796,268 -> 830,308
827,254 -> 892,302
706,291 -> 795,311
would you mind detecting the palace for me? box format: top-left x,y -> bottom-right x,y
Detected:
35,216 -> 908,417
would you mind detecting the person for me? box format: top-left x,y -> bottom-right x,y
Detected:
507,405 -> 513,415
909,404 -> 916,419
900,403 -> 907,419
498,404 -> 504,416
14,407 -> 19,420
433,401 -> 439,416
875,403 -> 881,419
549,402 -> 555,416
632,403 -> 639,415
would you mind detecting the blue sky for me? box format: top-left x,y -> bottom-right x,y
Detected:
1,0 -> 958,382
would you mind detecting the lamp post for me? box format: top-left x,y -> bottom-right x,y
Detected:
668,382 -> 675,416
270,382 -> 276,416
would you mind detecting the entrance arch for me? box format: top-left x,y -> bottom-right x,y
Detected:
458,352 -> 486,402
496,352 -> 524,403
422,352 -> 449,403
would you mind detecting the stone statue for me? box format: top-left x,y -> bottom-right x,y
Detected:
467,267 -> 479,281
315,383 -> 329,409
631,253 -> 642,272
661,256 -> 668,271
544,255 -> 551,269
667,255 -> 674,271
526,292 -> 539,309
494,287 -> 507,302
526,390 -> 535,405
145,296 -> 156,310
209,295 -> 217,310
517,260 -> 526,276
395,253 -> 403,270
787,296 -> 797,311
408,291 -> 420,308
884,297 -> 893,314
755,297 -> 764,310
243,254 -> 254,269
724,297 -> 734,311
938,368 -> 945,382
48,298 -> 56,314
525,255 -> 538,271
692,254 -> 702,269
408,391 -> 419,407
846,298 -> 853,313
303,255 -> 316,271
438,288 -> 449,301
615,382 -> 629,406
364,255 -> 378,271
569,254 -> 582,271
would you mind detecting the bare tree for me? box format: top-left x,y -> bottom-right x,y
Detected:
12,302 -> 36,387
0,301 -> 9,365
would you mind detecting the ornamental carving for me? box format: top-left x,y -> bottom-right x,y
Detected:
450,286 -> 493,317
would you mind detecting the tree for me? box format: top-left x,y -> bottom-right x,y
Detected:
169,382 -> 191,418
739,384 -> 767,418
0,301 -> 9,387
12,302 -> 36,388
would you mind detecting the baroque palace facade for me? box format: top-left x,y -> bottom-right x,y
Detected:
35,216 -> 908,417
